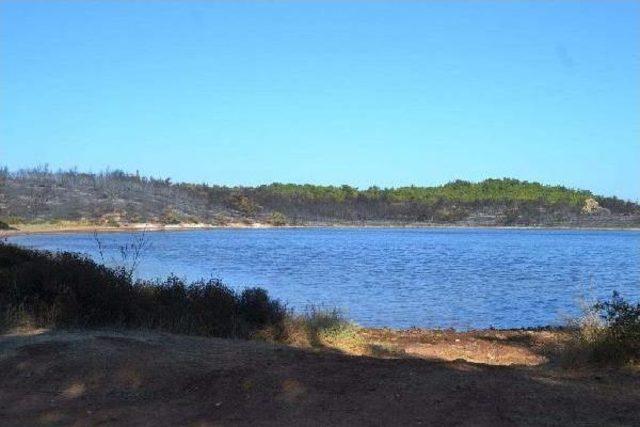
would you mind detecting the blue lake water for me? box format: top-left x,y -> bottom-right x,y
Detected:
8,228 -> 640,329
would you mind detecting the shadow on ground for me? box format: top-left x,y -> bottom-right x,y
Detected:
1,329 -> 639,426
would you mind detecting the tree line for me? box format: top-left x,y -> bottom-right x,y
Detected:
0,166 -> 638,227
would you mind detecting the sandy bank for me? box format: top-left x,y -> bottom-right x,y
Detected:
3,221 -> 639,237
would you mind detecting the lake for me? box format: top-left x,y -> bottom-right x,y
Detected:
8,227 -> 640,329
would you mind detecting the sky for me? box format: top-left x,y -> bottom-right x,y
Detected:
1,1 -> 639,200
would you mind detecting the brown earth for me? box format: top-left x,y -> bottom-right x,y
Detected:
1,328 -> 639,426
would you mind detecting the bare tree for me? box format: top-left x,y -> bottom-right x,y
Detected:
93,228 -> 150,281
0,167 -> 7,217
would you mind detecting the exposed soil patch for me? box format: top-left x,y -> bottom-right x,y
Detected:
361,328 -> 567,366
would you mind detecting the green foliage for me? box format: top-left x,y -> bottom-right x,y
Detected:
593,292 -> 640,363
0,216 -> 25,225
105,218 -> 120,227
565,292 -> 640,366
228,193 -> 258,217
160,207 -> 181,225
255,178 -> 592,207
269,211 -> 287,226
3,167 -> 637,226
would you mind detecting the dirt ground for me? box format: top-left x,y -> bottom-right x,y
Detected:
1,328 -> 639,426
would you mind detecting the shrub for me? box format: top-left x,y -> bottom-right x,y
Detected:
281,306 -> 361,349
269,211 -> 287,226
160,207 -> 181,224
213,214 -> 230,226
0,243 -> 286,339
593,292 -> 640,362
125,212 -> 143,223
228,193 -> 257,217
185,215 -> 201,224
239,288 -> 286,326
106,218 -> 120,227
1,216 -> 25,225
0,221 -> 11,230
564,292 -> 640,366
499,207 -> 520,226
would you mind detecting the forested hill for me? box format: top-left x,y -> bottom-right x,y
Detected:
1,167 -> 639,228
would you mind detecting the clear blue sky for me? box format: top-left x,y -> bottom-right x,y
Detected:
1,1 -> 639,200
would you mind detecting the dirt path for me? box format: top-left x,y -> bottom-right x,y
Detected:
1,329 -> 639,426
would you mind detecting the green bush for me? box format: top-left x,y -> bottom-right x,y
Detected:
593,292 -> 640,363
269,211 -> 287,226
105,218 -> 120,227
213,214 -> 230,226
565,292 -> 640,366
0,243 -> 286,338
160,207 -> 181,224
0,216 -> 25,225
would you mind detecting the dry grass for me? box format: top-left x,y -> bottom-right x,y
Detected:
561,309 -> 608,366
263,306 -> 366,353
558,292 -> 640,367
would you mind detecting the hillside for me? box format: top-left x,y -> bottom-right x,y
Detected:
1,166 -> 639,228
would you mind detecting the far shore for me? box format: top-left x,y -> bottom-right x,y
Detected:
3,220 -> 640,237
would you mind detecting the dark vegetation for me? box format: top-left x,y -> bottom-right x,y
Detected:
567,292 -> 640,366
0,243 -> 287,339
0,241 -> 356,347
1,166 -> 639,227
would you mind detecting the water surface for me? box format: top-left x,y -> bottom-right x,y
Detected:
9,228 -> 640,329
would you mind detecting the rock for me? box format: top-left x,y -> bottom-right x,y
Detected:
581,198 -> 610,215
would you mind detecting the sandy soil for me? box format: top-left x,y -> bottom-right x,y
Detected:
1,328 -> 639,426
0,221 -> 267,237
3,221 -> 638,238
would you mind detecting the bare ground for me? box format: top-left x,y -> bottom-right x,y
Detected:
1,328 -> 639,426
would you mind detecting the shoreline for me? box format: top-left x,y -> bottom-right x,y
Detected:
2,221 -> 640,237
3,221 -> 640,237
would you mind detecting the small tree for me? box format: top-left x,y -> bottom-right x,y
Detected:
160,207 -> 181,224
228,193 -> 257,217
269,211 -> 287,226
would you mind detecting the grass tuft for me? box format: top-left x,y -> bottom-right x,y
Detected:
278,306 -> 363,351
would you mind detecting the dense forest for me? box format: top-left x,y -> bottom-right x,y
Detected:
1,166 -> 639,228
